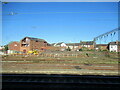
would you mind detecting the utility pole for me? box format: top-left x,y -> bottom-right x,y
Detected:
93,38 -> 96,57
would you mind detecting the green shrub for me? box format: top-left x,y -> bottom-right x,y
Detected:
79,49 -> 82,51
87,49 -> 94,51
66,47 -> 71,51
81,47 -> 88,51
102,49 -> 108,51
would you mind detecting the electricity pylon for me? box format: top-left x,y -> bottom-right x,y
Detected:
93,27 -> 120,56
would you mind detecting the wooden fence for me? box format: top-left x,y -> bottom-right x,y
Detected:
39,53 -> 80,58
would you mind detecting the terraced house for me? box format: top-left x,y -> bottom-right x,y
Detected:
80,41 -> 94,50
66,43 -> 80,50
96,44 -> 108,51
8,41 -> 20,54
108,40 -> 120,52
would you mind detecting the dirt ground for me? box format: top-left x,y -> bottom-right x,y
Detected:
1,52 -> 119,75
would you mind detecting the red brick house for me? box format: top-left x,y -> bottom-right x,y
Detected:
80,41 -> 94,50
96,44 -> 108,51
20,37 -> 48,53
8,41 -> 20,51
66,43 -> 80,51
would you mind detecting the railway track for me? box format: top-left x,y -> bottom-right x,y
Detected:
2,74 -> 120,89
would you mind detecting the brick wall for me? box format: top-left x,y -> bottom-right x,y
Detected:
20,39 -> 31,52
79,45 -> 94,50
29,40 -> 47,50
20,38 -> 48,52
99,46 -> 108,50
8,42 -> 20,51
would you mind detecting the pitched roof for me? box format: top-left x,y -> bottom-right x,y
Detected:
56,42 -> 64,45
47,43 -> 51,46
66,43 -> 80,46
8,41 -> 20,44
109,42 -> 117,45
80,41 -> 94,45
96,44 -> 108,47
57,42 -> 64,45
51,43 -> 55,46
24,37 -> 46,42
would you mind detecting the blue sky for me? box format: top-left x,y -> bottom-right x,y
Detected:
2,2 -> 118,45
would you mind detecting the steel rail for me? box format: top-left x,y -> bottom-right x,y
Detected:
2,74 -> 120,89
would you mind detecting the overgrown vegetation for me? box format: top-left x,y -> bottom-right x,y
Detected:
66,47 -> 71,51
1,45 -> 8,52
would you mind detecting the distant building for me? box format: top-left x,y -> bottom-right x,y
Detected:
20,37 -> 48,53
7,41 -> 20,54
80,41 -> 94,50
0,46 -> 5,55
51,41 -> 94,51
7,37 -> 49,54
66,43 -> 80,50
53,42 -> 67,47
51,43 -> 55,46
96,44 -> 108,51
108,40 -> 120,52
8,41 -> 20,51
0,46 -> 5,51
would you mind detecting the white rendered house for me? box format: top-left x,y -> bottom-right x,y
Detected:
109,45 -> 118,52
108,41 -> 119,52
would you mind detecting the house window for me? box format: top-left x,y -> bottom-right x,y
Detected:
22,44 -> 29,47
14,44 -> 17,46
88,45 -> 90,47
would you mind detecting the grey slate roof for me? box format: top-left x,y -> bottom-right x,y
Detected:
96,44 -> 108,47
47,43 -> 51,46
24,37 -> 46,42
108,41 -> 120,45
109,42 -> 117,45
66,43 -> 80,46
51,43 -> 56,46
56,42 -> 64,45
80,41 -> 94,45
